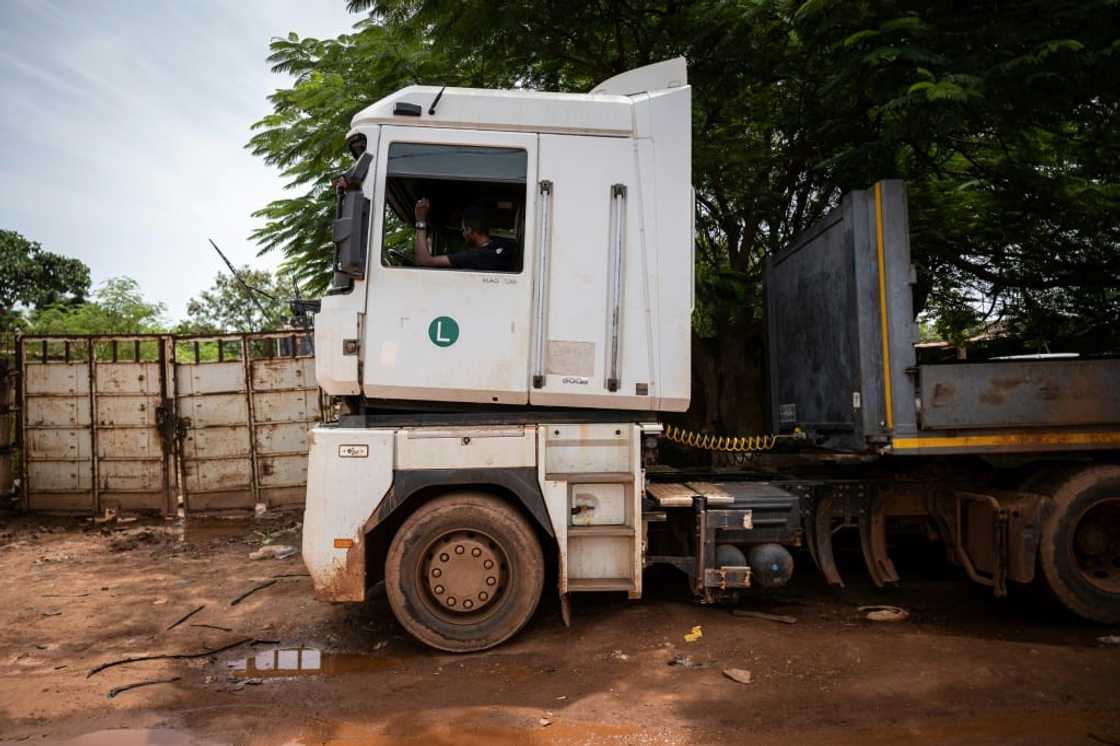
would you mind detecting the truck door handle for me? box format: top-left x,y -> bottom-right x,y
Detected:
531,180 -> 554,389
606,183 -> 627,392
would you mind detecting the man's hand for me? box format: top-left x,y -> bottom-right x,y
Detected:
412,197 -> 451,267
334,175 -> 349,191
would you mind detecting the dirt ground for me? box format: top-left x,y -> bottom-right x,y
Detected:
1,512 -> 1119,746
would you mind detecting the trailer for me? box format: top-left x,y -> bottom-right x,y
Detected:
302,59 -> 1120,652
765,179 -> 1120,622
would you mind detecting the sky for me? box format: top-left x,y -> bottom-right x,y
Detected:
0,0 -> 357,321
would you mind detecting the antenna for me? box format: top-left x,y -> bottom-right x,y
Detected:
428,85 -> 447,115
207,238 -> 277,331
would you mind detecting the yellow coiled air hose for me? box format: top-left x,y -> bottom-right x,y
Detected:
662,424 -> 801,452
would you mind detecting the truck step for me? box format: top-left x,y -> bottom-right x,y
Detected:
647,481 -> 734,507
568,525 -> 634,537
567,578 -> 635,592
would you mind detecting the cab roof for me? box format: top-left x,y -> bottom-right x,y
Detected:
349,58 -> 688,139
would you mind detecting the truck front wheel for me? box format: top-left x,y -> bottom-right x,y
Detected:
385,491 -> 545,651
1039,465 -> 1120,624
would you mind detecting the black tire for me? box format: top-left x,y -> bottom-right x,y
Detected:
1038,465 -> 1120,624
385,491 -> 545,652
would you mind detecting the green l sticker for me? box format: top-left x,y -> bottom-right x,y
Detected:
428,316 -> 459,347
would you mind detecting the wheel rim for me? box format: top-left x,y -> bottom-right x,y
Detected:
418,529 -> 510,625
1071,497 -> 1120,594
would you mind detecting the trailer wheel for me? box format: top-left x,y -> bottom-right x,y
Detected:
1039,465 -> 1120,624
385,491 -> 544,652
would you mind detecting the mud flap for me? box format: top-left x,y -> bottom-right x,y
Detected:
859,494 -> 900,587
806,494 -> 845,588
560,591 -> 571,627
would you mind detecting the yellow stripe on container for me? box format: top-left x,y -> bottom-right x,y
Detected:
873,182 -> 894,430
891,431 -> 1120,450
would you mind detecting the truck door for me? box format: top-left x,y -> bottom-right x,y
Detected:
530,134 -> 650,409
362,127 -> 537,405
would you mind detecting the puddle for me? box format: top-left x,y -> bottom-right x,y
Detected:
229,647 -> 399,678
58,729 -> 218,746
178,518 -> 254,544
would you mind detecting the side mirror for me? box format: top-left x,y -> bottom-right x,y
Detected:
333,190 -> 370,282
289,298 -> 321,329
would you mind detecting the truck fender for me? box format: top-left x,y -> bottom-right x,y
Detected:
367,467 -> 555,539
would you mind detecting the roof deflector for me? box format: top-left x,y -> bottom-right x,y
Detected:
590,58 -> 687,96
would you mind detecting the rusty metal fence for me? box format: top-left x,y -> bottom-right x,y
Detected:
15,331 -> 322,515
1,332 -> 16,500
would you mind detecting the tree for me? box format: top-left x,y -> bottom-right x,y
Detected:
0,229 -> 91,330
29,277 -> 167,335
178,267 -> 293,334
798,0 -> 1120,352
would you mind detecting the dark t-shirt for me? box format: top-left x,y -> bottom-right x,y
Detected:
447,236 -> 518,272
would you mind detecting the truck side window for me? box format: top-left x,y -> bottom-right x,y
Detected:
380,143 -> 527,273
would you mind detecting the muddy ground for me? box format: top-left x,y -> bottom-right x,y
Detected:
1,512 -> 1119,746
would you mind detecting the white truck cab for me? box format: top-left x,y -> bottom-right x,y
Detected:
303,60 -> 797,651
313,58 -> 693,411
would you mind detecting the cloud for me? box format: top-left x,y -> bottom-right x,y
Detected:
0,0 -> 354,320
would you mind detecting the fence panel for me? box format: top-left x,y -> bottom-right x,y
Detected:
248,333 -> 320,508
22,341 -> 94,513
93,337 -> 176,514
20,336 -> 175,514
0,352 -> 15,498
175,336 -> 256,512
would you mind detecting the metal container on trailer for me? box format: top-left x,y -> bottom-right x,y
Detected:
765,180 -> 1120,455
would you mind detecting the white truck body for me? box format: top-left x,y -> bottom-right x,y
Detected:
305,61 -> 693,623
304,422 -> 647,603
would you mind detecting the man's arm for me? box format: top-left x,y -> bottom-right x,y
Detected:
413,198 -> 452,267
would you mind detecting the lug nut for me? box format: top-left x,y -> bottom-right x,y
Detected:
486,576 -> 496,586
479,591 -> 488,601
440,553 -> 450,562
447,597 -> 456,607
483,559 -> 494,569
434,585 -> 444,595
431,568 -> 442,577
463,599 -> 474,609
455,545 -> 465,555
471,547 -> 482,557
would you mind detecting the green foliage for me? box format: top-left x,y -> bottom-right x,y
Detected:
177,266 -> 293,334
246,22 -> 458,294
0,229 -> 90,330
248,0 -> 1120,354
809,0 -> 1120,350
29,277 -> 167,335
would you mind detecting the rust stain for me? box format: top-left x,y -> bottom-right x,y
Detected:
930,383 -> 954,405
1037,381 -> 1059,400
979,389 -> 1004,406
991,377 -> 1026,390
314,540 -> 367,603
